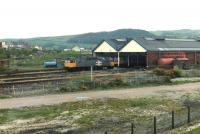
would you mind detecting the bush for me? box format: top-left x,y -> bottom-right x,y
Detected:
59,82 -> 80,92
153,68 -> 166,76
108,77 -> 128,87
0,67 -> 8,73
167,68 -> 182,78
153,68 -> 182,78
59,81 -> 92,92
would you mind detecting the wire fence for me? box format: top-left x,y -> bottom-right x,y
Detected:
16,104 -> 200,134
95,105 -> 200,134
1,74 -> 169,97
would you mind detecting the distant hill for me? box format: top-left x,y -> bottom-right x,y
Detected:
1,29 -> 155,49
152,29 -> 200,39
67,29 -> 155,44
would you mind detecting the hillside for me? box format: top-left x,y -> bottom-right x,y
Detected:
152,29 -> 200,39
67,29 -> 155,44
1,29 -> 155,49
3,29 -> 200,50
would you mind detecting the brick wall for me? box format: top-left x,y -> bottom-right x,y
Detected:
147,51 -> 200,67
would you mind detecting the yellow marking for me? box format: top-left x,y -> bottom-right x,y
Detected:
64,61 -> 77,68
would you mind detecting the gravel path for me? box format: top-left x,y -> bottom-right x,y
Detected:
1,82 -> 200,109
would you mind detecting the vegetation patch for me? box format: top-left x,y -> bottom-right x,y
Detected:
153,67 -> 183,78
0,97 -> 181,133
187,127 -> 200,134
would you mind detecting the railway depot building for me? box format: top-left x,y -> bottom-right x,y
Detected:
93,38 -> 200,68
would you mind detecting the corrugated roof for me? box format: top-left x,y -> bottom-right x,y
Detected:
105,39 -> 131,51
93,37 -> 200,52
134,38 -> 200,52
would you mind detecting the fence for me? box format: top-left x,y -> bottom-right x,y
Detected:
99,105 -> 200,134
1,74 -> 169,96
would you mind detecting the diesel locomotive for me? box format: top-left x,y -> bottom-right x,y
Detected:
64,57 -> 115,71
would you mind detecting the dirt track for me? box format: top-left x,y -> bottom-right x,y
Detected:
1,82 -> 200,109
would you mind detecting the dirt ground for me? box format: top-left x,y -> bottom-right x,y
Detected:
1,82 -> 200,109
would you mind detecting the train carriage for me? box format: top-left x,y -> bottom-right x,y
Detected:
64,57 -> 114,71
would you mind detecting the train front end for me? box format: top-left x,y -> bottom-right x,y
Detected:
64,59 -> 77,70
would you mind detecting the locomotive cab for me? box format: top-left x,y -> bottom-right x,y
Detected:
64,59 -> 77,69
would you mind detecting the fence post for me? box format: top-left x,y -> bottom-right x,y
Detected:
12,84 -> 15,96
187,106 -> 191,123
90,66 -> 93,82
172,110 -> 175,129
56,81 -> 59,90
131,123 -> 134,134
21,88 -> 24,96
105,130 -> 107,134
43,82 -> 45,93
154,116 -> 157,134
93,81 -> 95,89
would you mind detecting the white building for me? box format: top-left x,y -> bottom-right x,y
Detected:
33,45 -> 43,50
72,46 -> 81,52
64,48 -> 71,52
0,42 -> 9,49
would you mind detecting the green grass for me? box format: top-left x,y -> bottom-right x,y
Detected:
187,127 -> 200,134
0,98 -> 180,125
0,95 -> 11,99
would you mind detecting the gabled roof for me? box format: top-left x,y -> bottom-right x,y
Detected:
133,38 -> 200,52
93,38 -> 131,52
105,39 -> 131,51
93,37 -> 200,53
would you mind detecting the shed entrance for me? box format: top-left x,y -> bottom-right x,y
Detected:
120,53 -> 147,68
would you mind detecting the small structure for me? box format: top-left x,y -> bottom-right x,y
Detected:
33,45 -> 43,50
0,42 -> 9,49
72,46 -> 81,52
64,48 -> 71,52
80,48 -> 85,51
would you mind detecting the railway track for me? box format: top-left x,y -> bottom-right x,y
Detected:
0,73 -> 137,85
0,69 -> 113,79
0,77 -> 72,85
0,69 -> 66,78
0,68 -> 146,85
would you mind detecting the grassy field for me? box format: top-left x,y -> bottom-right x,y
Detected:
2,82 -> 200,133
0,97 -> 182,133
187,127 -> 200,134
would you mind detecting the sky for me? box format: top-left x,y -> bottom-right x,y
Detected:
0,0 -> 200,38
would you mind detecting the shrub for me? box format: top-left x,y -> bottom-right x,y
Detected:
59,81 -> 92,92
80,85 -> 88,91
167,68 -> 182,78
59,82 -> 80,92
0,67 -> 8,73
153,67 -> 182,78
153,68 -> 166,76
108,77 -> 128,87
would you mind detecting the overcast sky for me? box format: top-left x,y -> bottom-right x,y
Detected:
0,0 -> 200,38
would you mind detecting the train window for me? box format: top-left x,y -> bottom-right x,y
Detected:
66,60 -> 75,63
69,60 -> 75,63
